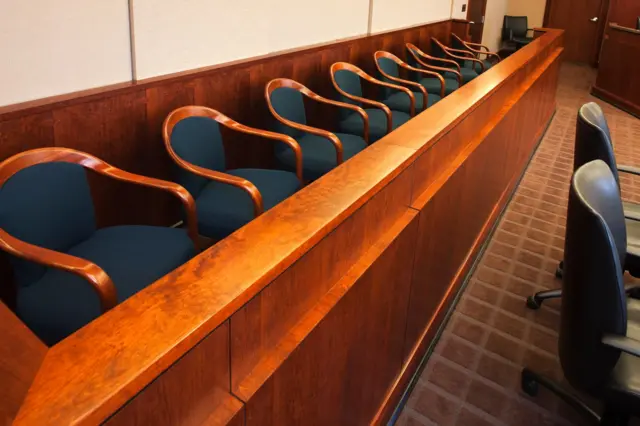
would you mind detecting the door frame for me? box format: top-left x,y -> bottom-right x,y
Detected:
466,0 -> 488,44
543,0 -> 610,66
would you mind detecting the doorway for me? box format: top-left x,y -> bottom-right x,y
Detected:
467,0 -> 488,44
544,0 -> 608,65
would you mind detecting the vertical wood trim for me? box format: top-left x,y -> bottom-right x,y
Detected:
127,0 -> 138,81
367,0 -> 375,35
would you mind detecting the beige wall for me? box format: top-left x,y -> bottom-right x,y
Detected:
482,0 -> 509,52
1,0 -> 462,107
507,0 -> 546,28
451,0 -> 469,19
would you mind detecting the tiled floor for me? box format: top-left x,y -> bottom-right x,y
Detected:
395,63 -> 640,426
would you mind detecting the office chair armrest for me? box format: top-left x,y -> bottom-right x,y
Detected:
408,66 -> 446,99
603,334 -> 640,357
0,229 -> 117,312
214,115 -> 304,183
617,164 -> 640,176
376,71 -> 426,114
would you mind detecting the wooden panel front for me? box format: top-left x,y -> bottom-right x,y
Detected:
106,322 -> 242,426
242,211 -> 419,426
593,25 -> 640,116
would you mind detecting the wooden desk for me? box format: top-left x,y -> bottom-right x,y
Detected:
592,23 -> 640,117
4,28 -> 564,426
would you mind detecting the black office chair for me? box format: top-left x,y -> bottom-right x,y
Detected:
502,16 -> 534,51
527,103 -> 640,309
522,160 -> 640,425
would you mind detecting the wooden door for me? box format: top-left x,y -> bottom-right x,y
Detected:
545,0 -> 607,64
467,0 -> 488,44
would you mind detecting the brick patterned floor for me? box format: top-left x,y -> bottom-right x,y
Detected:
395,63 -> 640,426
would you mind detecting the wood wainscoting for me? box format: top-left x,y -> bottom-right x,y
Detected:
5,29 -> 563,426
0,20 -> 451,230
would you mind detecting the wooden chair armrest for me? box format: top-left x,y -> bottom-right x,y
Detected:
409,66 -> 446,99
165,154 -> 265,217
301,92 -> 371,145
442,49 -> 485,72
333,86 -> 394,134
366,75 -> 416,117
377,71 -> 425,114
463,43 -> 502,61
0,229 -> 117,312
90,163 -> 199,245
445,46 -> 476,57
410,52 -> 462,85
214,116 -> 303,183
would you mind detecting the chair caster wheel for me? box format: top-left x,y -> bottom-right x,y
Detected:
555,261 -> 564,279
526,295 -> 541,310
521,369 -> 539,397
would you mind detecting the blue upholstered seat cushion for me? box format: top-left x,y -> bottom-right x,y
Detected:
196,168 -> 300,238
276,133 -> 366,181
339,109 -> 411,143
443,67 -> 478,84
464,59 -> 493,73
383,91 -> 441,114
17,226 -> 195,345
418,77 -> 459,96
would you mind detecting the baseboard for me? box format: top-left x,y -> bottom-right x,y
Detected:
380,108 -> 556,426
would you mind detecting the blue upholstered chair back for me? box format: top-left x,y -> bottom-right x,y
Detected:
169,116 -> 227,198
269,87 -> 307,140
406,48 -> 422,82
0,162 -> 97,287
333,69 -> 363,119
451,36 -> 466,51
376,57 -> 400,99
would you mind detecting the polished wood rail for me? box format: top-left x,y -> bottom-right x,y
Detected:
4,28 -> 564,426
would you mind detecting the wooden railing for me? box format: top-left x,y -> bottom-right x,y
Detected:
4,28 -> 563,426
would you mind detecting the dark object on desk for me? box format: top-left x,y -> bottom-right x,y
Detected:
526,102 -> 640,310
522,159 -> 640,425
636,16 -> 640,30
502,15 -> 534,52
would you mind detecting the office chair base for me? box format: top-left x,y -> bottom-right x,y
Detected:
555,260 -> 564,279
521,368 -> 601,424
526,289 -> 562,310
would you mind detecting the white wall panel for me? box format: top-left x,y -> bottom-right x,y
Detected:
0,0 -> 132,107
132,0 -> 370,80
370,0 -> 453,34
451,0 -> 469,19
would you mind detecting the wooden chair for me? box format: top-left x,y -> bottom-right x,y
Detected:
374,51 -> 444,114
406,43 -> 462,96
0,148 -> 198,345
451,33 -> 501,71
265,78 -> 368,181
430,37 -> 483,82
163,106 -> 302,239
330,62 -> 413,143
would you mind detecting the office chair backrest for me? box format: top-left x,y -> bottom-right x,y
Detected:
560,160 -> 628,393
574,102 -> 620,188
637,16 -> 640,30
168,114 -> 227,198
0,162 -> 97,287
504,15 -> 528,38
